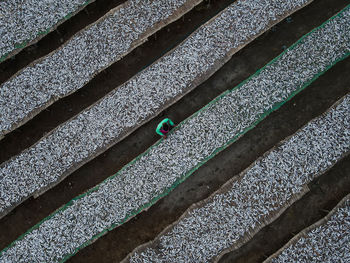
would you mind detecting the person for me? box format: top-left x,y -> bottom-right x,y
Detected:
156,118 -> 175,138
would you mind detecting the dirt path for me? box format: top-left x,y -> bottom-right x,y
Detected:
0,0 -> 349,261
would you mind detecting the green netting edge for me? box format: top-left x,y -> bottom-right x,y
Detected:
0,0 -> 91,62
1,4 -> 349,262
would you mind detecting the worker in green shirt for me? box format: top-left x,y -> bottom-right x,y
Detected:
156,118 -> 175,138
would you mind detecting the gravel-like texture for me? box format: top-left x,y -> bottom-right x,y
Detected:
0,0 -> 316,218
1,8 -> 349,262
266,194 -> 350,263
126,95 -> 350,263
0,0 -> 202,137
0,0 -> 90,59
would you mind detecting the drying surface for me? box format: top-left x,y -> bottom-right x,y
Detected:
0,0 -> 316,218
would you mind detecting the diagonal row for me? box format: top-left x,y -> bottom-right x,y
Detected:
0,0 -> 92,60
0,7 -> 349,262
0,0 -> 202,137
0,0 -> 318,218
265,194 -> 350,263
125,94 -> 350,262
0,0 -> 312,138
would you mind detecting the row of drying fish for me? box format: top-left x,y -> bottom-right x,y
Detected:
1,7 -> 349,262
125,95 -> 350,262
0,0 -> 92,59
0,0 -> 202,137
0,0 -> 316,219
265,194 -> 350,263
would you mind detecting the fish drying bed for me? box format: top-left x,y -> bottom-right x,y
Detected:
0,6 -> 349,261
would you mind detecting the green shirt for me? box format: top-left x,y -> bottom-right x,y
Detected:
156,118 -> 174,136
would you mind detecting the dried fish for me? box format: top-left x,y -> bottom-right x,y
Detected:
0,0 -> 320,218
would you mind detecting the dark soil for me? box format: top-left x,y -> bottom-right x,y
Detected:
0,0 -> 349,262
0,0 -> 127,84
0,0 -> 233,164
219,155 -> 350,263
